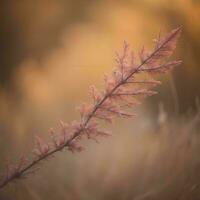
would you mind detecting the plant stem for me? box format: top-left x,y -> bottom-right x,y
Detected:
0,29 -> 179,190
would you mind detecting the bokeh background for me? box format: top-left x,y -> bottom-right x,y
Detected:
0,0 -> 200,199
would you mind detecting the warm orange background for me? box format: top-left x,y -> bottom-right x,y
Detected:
0,1 -> 200,199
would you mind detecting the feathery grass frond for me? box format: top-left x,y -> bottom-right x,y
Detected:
0,27 -> 182,190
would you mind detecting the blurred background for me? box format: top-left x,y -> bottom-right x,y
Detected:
0,0 -> 200,199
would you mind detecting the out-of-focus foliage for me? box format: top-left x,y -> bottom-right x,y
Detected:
1,106 -> 200,199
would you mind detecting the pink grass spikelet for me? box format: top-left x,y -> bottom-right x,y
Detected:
89,85 -> 102,103
0,27 -> 182,190
33,136 -> 50,158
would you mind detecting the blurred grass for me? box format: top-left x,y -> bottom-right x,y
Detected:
1,108 -> 200,199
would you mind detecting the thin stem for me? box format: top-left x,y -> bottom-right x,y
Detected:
0,28 -> 179,190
